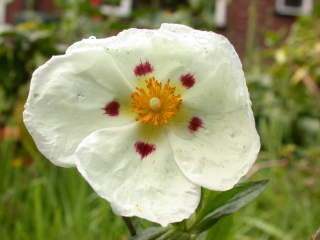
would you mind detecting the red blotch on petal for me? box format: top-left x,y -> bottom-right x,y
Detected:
135,141 -> 156,159
189,116 -> 203,133
134,61 -> 154,76
103,101 -> 120,116
180,73 -> 196,89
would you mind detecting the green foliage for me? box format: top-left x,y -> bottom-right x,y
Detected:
0,150 -> 128,240
204,216 -> 233,240
131,0 -> 216,29
131,227 -> 168,240
0,22 -> 59,125
248,16 -> 320,155
190,181 -> 268,234
53,0 -> 217,41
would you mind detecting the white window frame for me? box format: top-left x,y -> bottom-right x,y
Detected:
275,0 -> 313,16
100,0 -> 132,18
214,0 -> 228,28
0,0 -> 6,25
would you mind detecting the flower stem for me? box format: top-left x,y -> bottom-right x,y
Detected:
122,216 -> 137,236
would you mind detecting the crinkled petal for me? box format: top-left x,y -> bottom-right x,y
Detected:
75,123 -> 200,226
168,106 -> 260,191
160,24 -> 250,114
181,57 -> 250,114
67,36 -> 185,86
66,24 -> 217,86
23,48 -> 134,167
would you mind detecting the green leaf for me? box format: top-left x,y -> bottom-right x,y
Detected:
205,215 -> 233,240
157,231 -> 191,240
131,227 -> 168,240
131,227 -> 192,240
191,180 -> 268,233
197,180 -> 268,220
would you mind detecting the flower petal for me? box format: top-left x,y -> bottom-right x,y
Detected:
181,58 -> 250,115
23,48 -> 134,167
65,24 -> 210,85
168,106 -> 260,191
67,37 -> 181,86
160,24 -> 251,114
75,124 -> 200,226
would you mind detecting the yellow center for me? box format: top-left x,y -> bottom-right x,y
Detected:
131,77 -> 182,125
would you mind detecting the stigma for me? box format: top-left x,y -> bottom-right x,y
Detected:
149,97 -> 161,111
131,77 -> 182,125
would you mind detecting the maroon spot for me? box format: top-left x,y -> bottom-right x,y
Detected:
134,61 -> 154,76
180,73 -> 196,89
135,141 -> 156,159
188,116 -> 203,133
103,101 -> 120,116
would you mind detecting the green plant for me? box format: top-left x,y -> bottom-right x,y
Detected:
0,22 -> 59,126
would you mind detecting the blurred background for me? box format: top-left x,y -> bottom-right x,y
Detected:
0,0 -> 320,239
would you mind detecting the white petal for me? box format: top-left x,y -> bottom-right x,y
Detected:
160,23 -> 194,33
67,35 -> 183,86
75,124 -> 200,226
23,48 -> 134,167
181,47 -> 250,115
159,23 -> 250,114
168,106 -> 260,191
66,24 -> 226,86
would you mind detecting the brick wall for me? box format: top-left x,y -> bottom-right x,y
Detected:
6,0 -> 55,23
5,0 -> 24,23
227,0 -> 295,57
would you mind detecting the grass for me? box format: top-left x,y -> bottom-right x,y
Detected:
236,155 -> 320,240
0,139 -> 128,240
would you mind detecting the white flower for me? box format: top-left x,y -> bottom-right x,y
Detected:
23,23 -> 260,226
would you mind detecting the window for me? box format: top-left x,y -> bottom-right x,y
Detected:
285,0 -> 303,7
276,0 -> 313,16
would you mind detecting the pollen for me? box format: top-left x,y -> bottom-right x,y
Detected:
131,77 -> 182,125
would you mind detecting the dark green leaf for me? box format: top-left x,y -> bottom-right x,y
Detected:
197,180 -> 268,219
131,227 -> 168,240
205,215 -> 233,240
131,227 -> 192,240
157,231 -> 191,240
191,180 -> 268,233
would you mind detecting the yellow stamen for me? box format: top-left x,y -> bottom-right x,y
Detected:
131,77 -> 182,125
